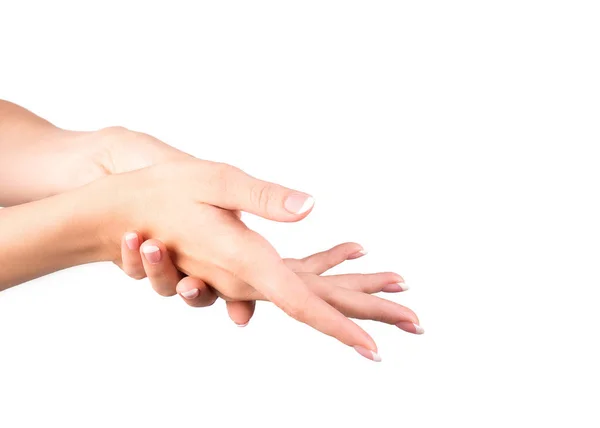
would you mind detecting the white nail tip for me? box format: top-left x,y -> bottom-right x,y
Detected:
398,282 -> 410,291
236,322 -> 249,328
354,346 -> 382,362
142,245 -> 160,254
297,196 -> 315,214
125,233 -> 138,241
180,289 -> 199,299
414,324 -> 425,334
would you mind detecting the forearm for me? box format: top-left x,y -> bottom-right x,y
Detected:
0,184 -> 112,290
0,100 -> 106,206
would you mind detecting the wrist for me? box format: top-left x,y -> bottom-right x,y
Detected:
74,174 -> 127,263
78,168 -> 155,264
0,185 -> 118,289
43,128 -> 112,196
0,127 -> 111,206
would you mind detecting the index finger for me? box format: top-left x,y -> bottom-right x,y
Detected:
217,228 -> 381,362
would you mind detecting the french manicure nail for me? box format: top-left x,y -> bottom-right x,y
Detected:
142,245 -> 162,264
180,289 -> 199,299
396,322 -> 425,335
125,233 -> 139,250
353,345 -> 382,362
382,282 -> 409,292
284,193 -> 315,215
236,322 -> 249,328
347,249 -> 368,260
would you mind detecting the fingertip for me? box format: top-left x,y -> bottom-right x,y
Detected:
226,301 -> 256,327
381,282 -> 409,292
140,239 -> 166,265
353,345 -> 382,362
124,231 -> 140,251
283,193 -> 315,216
176,277 -> 217,307
179,288 -> 200,299
328,242 -> 366,260
120,231 -> 146,279
176,276 -> 203,296
396,321 -> 425,335
346,248 -> 368,260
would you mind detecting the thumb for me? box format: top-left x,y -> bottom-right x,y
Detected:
198,162 -> 315,222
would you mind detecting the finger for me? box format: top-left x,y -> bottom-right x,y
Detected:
176,277 -> 218,307
140,239 -> 182,297
319,272 -> 409,293
194,162 -> 315,222
321,286 -> 423,334
226,301 -> 256,327
120,231 -> 147,279
295,243 -> 369,275
221,228 -> 382,362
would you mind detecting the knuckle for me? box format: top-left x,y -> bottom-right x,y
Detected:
250,183 -> 273,213
207,162 -> 237,194
213,162 -> 237,180
99,125 -> 130,136
97,126 -> 138,145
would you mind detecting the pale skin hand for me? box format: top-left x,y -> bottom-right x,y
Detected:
87,159 -> 421,361
0,100 -> 264,323
1,101 -> 398,330
0,100 -> 423,361
119,235 -> 419,335
90,130 -> 423,341
0,99 -> 191,206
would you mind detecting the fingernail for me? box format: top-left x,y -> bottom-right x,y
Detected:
142,245 -> 162,264
382,282 -> 409,292
347,249 -> 368,260
396,322 -> 425,335
125,233 -> 139,250
284,193 -> 315,214
236,322 -> 249,328
180,289 -> 199,299
353,345 -> 382,362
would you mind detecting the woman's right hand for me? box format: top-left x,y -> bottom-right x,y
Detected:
118,233 -> 420,338
92,158 -> 421,361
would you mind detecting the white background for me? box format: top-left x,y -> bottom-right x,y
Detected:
1,1 -> 599,427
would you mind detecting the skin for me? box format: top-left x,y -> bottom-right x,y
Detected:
121,235 -> 414,329
0,100 -> 423,361
92,159 -> 419,354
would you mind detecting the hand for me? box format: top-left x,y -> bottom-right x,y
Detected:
118,234 -> 418,335
0,106 -> 193,206
76,126 -> 194,176
92,158 -> 421,361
